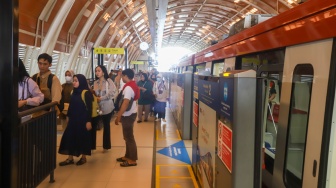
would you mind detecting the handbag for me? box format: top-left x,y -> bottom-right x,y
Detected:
141,81 -> 155,101
142,90 -> 155,101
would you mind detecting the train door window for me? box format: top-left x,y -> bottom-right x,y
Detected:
285,64 -> 313,187
263,74 -> 282,174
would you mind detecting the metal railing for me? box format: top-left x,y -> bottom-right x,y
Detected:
17,102 -> 57,188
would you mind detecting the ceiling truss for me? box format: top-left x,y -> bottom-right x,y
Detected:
18,0 -> 300,66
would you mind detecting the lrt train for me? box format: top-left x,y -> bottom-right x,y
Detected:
175,0 -> 336,187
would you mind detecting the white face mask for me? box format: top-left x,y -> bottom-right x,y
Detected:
156,78 -> 162,82
65,76 -> 73,83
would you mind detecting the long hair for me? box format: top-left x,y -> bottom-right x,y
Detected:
18,59 -> 30,82
95,65 -> 109,80
141,72 -> 148,81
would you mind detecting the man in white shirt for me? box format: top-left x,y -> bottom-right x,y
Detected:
115,69 -> 140,167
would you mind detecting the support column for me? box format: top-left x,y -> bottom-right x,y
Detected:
31,0 -> 75,74
83,17 -> 113,77
125,47 -> 128,69
67,0 -> 107,71
0,0 -> 19,187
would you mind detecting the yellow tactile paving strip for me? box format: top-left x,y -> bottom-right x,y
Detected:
156,129 -> 182,140
155,111 -> 198,188
156,165 -> 199,188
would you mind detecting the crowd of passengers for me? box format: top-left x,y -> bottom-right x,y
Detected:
18,53 -> 169,167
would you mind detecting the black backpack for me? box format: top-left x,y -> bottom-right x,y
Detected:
114,91 -> 134,112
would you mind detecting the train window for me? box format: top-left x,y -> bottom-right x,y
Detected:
195,64 -> 206,74
213,62 -> 224,76
186,66 -> 193,72
284,64 -> 313,187
240,49 -> 285,71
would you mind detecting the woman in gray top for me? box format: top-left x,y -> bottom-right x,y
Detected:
92,65 -> 117,152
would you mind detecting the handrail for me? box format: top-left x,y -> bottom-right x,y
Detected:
18,101 -> 58,118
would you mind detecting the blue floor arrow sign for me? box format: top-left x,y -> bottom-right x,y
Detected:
157,140 -> 191,164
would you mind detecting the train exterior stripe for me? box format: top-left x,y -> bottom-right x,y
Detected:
194,0 -> 336,64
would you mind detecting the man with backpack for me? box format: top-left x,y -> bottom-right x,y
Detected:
115,69 -> 140,167
32,53 -> 62,114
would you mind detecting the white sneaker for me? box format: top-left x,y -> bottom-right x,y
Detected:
162,119 -> 166,122
155,118 -> 161,122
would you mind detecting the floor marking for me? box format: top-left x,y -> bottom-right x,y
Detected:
157,140 -> 191,164
156,164 -> 199,188
156,129 -> 182,140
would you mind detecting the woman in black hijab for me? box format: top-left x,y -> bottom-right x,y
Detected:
136,72 -> 154,123
58,74 -> 93,166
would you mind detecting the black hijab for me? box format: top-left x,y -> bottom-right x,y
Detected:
73,74 -> 90,94
141,72 -> 148,81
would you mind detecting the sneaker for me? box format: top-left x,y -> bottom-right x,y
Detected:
59,159 -> 74,166
76,158 -> 86,166
137,120 -> 142,123
155,118 -> 161,122
162,119 -> 166,122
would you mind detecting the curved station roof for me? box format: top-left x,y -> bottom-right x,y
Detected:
19,0 -> 300,70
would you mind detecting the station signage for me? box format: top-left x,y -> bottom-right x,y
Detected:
193,102 -> 199,127
198,78 -> 219,111
131,61 -> 144,64
218,120 -> 232,173
193,75 -> 199,98
94,47 -> 125,54
219,77 -> 234,121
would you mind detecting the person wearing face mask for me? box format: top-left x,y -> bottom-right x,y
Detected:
59,70 -> 75,127
153,74 -> 169,122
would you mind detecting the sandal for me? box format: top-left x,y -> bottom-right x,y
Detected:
116,157 -> 126,162
59,159 -> 74,166
120,161 -> 137,167
76,158 -> 87,166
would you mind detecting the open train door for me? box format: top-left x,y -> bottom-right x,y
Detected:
271,39 -> 334,188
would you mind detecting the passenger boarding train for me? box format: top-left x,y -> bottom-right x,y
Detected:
174,0 -> 336,187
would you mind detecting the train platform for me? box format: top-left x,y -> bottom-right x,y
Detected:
38,108 -> 198,188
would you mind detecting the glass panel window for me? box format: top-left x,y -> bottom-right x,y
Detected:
285,64 -> 313,187
263,76 -> 281,174
213,62 -> 224,76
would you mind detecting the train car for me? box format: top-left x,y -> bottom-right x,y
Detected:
174,54 -> 195,73
190,0 -> 336,187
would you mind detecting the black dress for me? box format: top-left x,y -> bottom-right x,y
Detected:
58,90 -> 92,157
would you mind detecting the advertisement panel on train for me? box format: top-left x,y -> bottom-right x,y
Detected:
197,76 -> 219,188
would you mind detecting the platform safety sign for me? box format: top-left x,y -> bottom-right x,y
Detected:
157,141 -> 191,164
